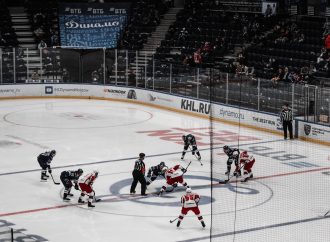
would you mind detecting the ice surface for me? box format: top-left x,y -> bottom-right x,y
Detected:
0,99 -> 329,242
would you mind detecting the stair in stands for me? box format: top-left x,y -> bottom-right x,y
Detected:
128,8 -> 182,84
9,7 -> 40,80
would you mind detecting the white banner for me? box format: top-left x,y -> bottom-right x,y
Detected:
1,84 -> 329,144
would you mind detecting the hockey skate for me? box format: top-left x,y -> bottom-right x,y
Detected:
241,173 -> 253,183
88,202 -> 95,208
40,173 -> 48,182
78,198 -> 85,204
201,221 -> 206,228
63,194 -> 70,201
176,221 -> 181,227
181,156 -> 184,160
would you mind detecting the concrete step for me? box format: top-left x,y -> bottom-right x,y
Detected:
19,44 -> 37,48
10,13 -> 29,17
15,31 -> 34,37
11,18 -> 30,24
13,25 -> 32,30
24,50 -> 39,55
17,37 -> 35,43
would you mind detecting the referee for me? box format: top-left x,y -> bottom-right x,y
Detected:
280,103 -> 293,139
130,153 -> 147,196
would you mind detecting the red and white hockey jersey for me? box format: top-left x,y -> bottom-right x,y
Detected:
79,172 -> 97,186
239,151 -> 255,164
165,165 -> 183,180
181,193 -> 200,208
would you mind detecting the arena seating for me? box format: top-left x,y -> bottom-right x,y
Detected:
0,1 -> 18,47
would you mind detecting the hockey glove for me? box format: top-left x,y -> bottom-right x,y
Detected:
74,183 -> 79,190
48,168 -> 52,174
233,171 -> 241,178
181,168 -> 187,173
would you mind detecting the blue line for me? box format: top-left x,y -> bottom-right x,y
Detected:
177,215 -> 330,242
0,138 -> 284,176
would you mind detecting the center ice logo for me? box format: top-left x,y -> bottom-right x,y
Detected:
108,175 -> 263,207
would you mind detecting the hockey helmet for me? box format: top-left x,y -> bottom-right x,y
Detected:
50,150 -> 56,157
186,187 -> 192,193
76,169 -> 83,175
159,161 -> 165,167
139,153 -> 145,159
241,150 -> 248,156
182,135 -> 186,141
93,170 -> 99,178
223,145 -> 229,151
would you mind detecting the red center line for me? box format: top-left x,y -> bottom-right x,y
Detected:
1,166 -> 330,218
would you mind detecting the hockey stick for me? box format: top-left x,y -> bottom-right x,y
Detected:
50,173 -> 60,185
219,163 -> 246,184
325,210 -> 330,217
188,147 -> 203,166
169,217 -> 179,223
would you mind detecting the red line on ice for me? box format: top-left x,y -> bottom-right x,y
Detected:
1,166 -> 330,217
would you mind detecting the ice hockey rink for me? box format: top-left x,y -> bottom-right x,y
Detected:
0,98 -> 329,242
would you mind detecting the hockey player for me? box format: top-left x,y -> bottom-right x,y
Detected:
60,169 -> 83,201
158,164 -> 189,196
223,145 -> 240,176
181,134 -> 201,161
78,170 -> 99,207
37,150 -> 56,181
177,188 -> 205,228
238,151 -> 255,182
146,161 -> 167,186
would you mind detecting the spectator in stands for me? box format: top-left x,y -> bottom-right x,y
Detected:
264,4 -> 273,18
317,48 -> 329,71
62,68 -> 69,82
50,32 -> 58,47
282,67 -> 291,83
0,32 -> 6,46
271,67 -> 284,87
38,40 -> 47,49
34,27 -> 45,39
179,28 -> 188,41
325,34 -> 330,52
193,49 -> 202,65
31,71 -> 40,81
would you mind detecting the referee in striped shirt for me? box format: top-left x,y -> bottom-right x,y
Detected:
130,153 -> 147,195
280,103 -> 293,139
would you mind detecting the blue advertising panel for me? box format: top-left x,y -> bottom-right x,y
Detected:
59,3 -> 130,49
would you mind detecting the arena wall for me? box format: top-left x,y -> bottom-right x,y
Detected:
0,84 -> 329,146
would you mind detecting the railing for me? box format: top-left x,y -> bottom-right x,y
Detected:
0,47 -> 329,126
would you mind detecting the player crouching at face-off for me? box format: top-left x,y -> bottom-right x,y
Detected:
177,188 -> 205,228
158,164 -> 189,196
78,170 -> 99,207
237,151 -> 255,182
60,168 -> 83,201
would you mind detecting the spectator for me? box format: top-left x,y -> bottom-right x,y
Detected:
31,71 -> 40,81
282,67 -> 291,83
193,49 -> 202,65
271,67 -> 284,87
38,40 -> 47,49
325,34 -> 330,52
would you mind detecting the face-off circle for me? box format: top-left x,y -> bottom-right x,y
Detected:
78,172 -> 274,218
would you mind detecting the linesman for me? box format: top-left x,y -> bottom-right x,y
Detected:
130,153 -> 147,196
280,103 -> 293,139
